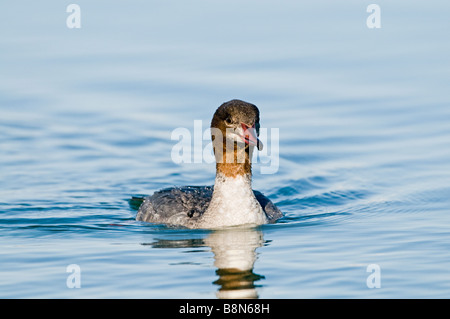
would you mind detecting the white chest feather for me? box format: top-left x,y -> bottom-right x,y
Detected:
199,174 -> 267,228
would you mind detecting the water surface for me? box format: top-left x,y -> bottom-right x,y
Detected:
1,1 -> 450,298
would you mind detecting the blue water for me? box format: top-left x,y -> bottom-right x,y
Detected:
1,1 -> 450,298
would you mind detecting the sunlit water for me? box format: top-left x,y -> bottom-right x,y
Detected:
1,1 -> 450,298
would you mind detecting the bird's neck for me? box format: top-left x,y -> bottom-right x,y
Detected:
214,171 -> 253,193
216,162 -> 252,179
215,143 -> 254,178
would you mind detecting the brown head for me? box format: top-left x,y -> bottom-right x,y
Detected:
210,99 -> 263,178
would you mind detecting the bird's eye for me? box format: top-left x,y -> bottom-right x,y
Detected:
225,116 -> 233,125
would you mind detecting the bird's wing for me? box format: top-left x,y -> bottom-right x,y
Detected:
136,186 -> 213,225
253,190 -> 283,223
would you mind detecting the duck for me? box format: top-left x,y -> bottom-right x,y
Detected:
136,99 -> 282,229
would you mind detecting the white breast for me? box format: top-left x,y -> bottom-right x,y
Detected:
198,174 -> 268,228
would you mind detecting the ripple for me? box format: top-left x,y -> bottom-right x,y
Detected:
277,189 -> 369,209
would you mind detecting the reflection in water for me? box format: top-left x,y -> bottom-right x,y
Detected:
143,227 -> 266,299
205,229 -> 265,299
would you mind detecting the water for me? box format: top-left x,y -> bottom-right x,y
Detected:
1,1 -> 450,298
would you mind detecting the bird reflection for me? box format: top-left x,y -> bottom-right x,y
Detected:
142,227 -> 266,299
205,228 -> 265,298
